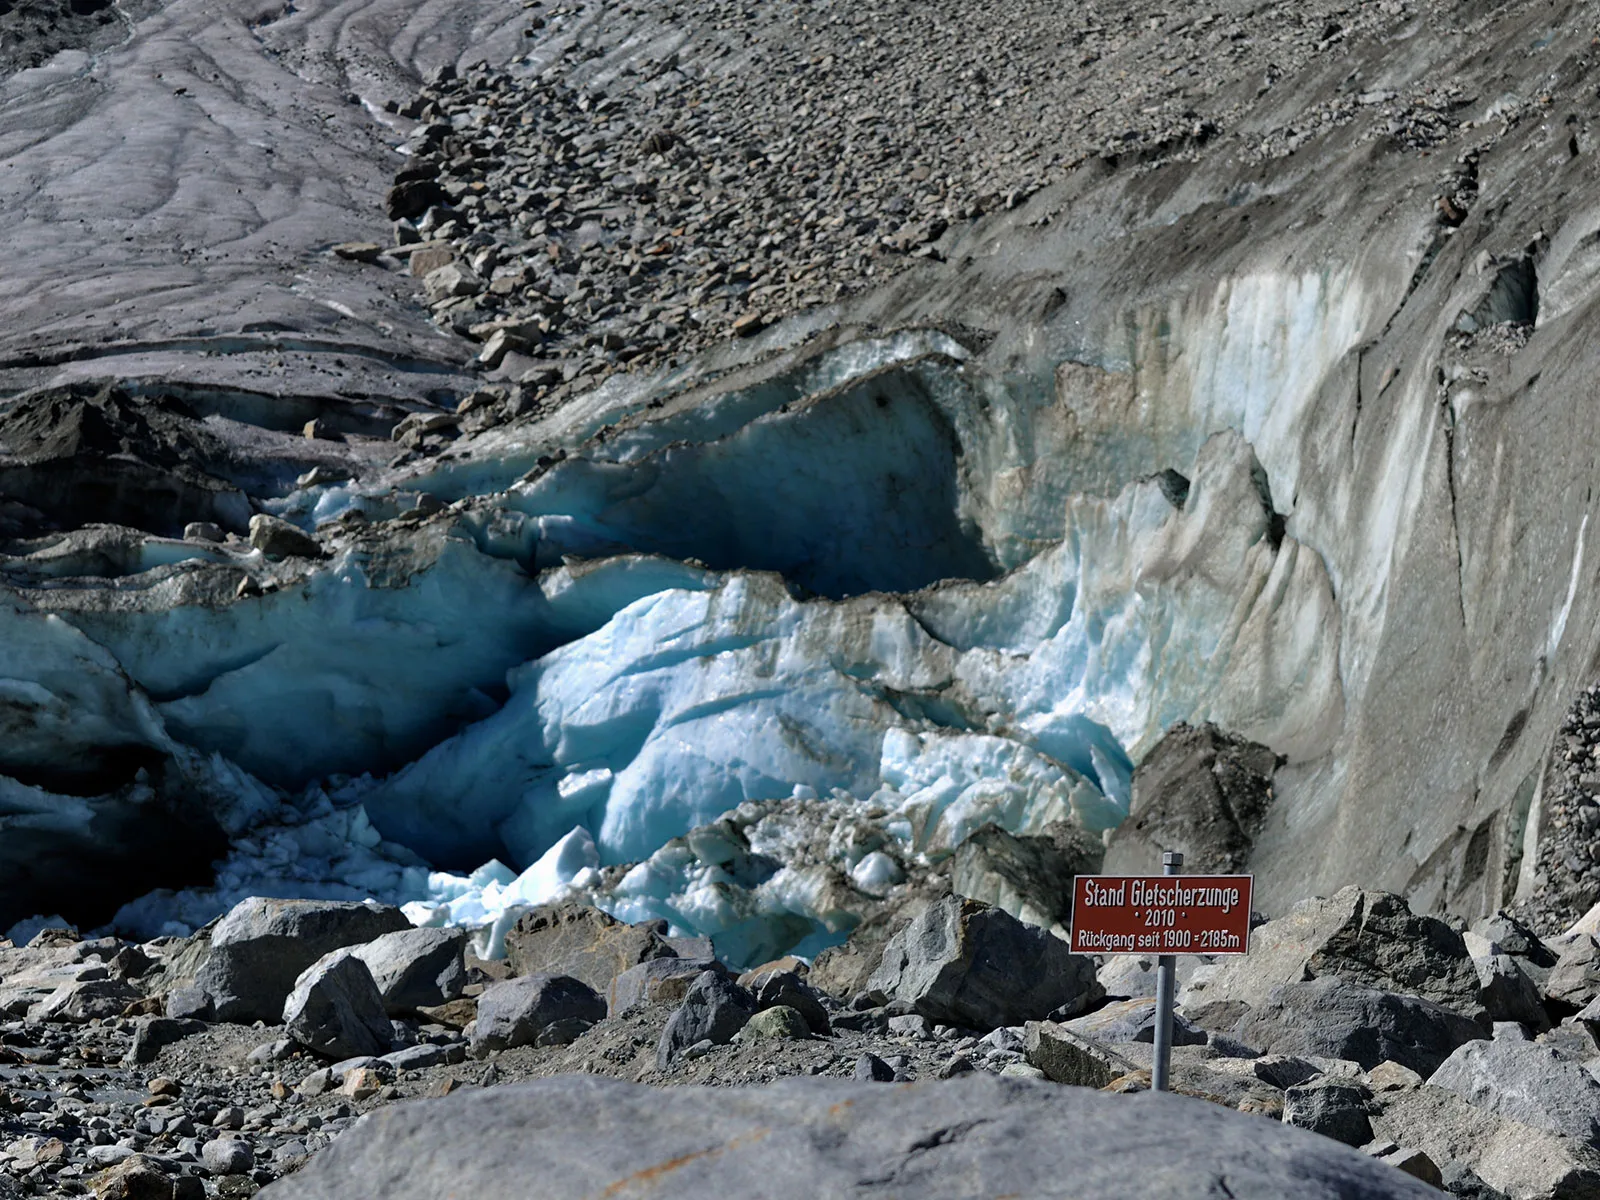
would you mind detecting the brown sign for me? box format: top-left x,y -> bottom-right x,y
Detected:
1069,874 -> 1253,956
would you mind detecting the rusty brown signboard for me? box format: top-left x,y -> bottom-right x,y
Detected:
1069,873 -> 1254,956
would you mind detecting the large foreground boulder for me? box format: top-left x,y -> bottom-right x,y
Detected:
1189,887 -> 1483,1019
258,1074 -> 1443,1199
502,903 -> 678,993
1237,976 -> 1484,1076
195,898 -> 410,1023
866,895 -> 1102,1030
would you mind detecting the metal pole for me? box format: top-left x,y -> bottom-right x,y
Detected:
1152,849 -> 1183,1093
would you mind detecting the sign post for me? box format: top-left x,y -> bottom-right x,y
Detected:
1070,854 -> 1253,1093
1151,850 -> 1181,1092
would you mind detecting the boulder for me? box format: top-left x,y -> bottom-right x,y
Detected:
608,957 -> 728,1016
194,898 -> 409,1023
656,972 -> 756,1069
350,928 -> 466,1016
1063,997 -> 1208,1048
1102,722 -> 1279,875
737,1006 -> 810,1042
1473,953 -> 1551,1031
260,1074 -> 1445,1200
1189,887 -> 1482,1020
1372,1084 -> 1600,1200
1428,1038 -> 1600,1147
503,903 -> 677,994
30,978 -> 141,1022
1544,936 -> 1600,1011
866,895 -> 1102,1030
1282,1080 -> 1375,1147
947,820 -> 1103,933
283,952 -> 393,1061
123,1017 -> 206,1065
247,513 -> 321,560
1024,1020 -> 1139,1088
201,1138 -> 254,1176
471,975 -> 606,1055
747,970 -> 831,1035
1237,976 -> 1485,1076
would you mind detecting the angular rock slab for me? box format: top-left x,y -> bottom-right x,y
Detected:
258,1074 -> 1443,1200
471,974 -> 606,1055
503,903 -> 677,994
1238,976 -> 1484,1077
867,895 -> 1101,1030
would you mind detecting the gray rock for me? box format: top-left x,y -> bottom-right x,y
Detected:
656,972 -> 756,1069
505,903 -> 678,995
1428,1038 -> 1600,1146
424,263 -> 483,301
472,974 -> 606,1055
1282,1080 -> 1374,1147
194,897 -> 409,1023
867,895 -> 1102,1031
748,969 -> 831,1035
183,521 -> 225,543
1024,1020 -> 1139,1087
737,1005 -> 810,1041
164,986 -> 214,1021
947,820 -> 1103,933
29,977 -> 141,1022
608,956 -> 726,1016
350,927 -> 466,1016
1191,887 -> 1482,1020
1372,1084 -> 1600,1200
202,1137 -> 254,1176
1473,953 -> 1550,1031
381,1043 -> 452,1071
259,1074 -> 1444,1199
1545,936 -> 1600,1010
1237,976 -> 1484,1076
854,1053 -> 895,1082
1064,998 -> 1208,1047
248,513 -> 321,560
125,1016 -> 207,1065
1103,722 -> 1280,875
283,951 -> 394,1060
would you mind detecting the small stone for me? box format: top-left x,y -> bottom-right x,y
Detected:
183,521 -> 224,543
999,1062 -> 1047,1080
888,1013 -> 931,1039
212,1105 -> 245,1129
937,1055 -> 975,1079
339,1067 -> 384,1100
331,242 -> 384,263
731,310 -> 766,337
303,418 -> 330,440
1366,1060 -> 1423,1092
148,1077 -> 181,1097
854,1053 -> 895,1082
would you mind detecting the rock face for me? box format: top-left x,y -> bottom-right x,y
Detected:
194,899 -> 411,1024
1103,723 -> 1280,875
258,1075 -> 1443,1200
282,951 -> 394,1061
470,975 -> 606,1055
866,896 -> 1102,1030
1192,887 -> 1483,1019
1237,977 -> 1485,1077
502,904 -> 678,994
